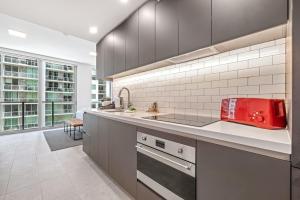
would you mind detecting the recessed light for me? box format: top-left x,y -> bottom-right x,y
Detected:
8,29 -> 27,39
89,26 -> 98,34
89,52 -> 97,56
120,0 -> 128,4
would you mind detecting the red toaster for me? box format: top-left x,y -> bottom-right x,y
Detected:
220,98 -> 287,129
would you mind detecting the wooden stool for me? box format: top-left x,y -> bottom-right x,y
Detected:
65,119 -> 83,140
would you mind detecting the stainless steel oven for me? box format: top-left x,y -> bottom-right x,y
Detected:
136,131 -> 196,200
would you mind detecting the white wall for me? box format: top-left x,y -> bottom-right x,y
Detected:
0,13 -> 96,65
77,64 -> 93,112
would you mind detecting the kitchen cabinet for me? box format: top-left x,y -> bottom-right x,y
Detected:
137,181 -> 163,200
103,32 -> 114,77
96,41 -> 104,80
139,0 -> 156,66
83,113 -> 98,160
83,113 -> 109,172
155,0 -> 178,62
212,0 -> 288,44
108,120 -> 137,197
197,140 -> 290,200
177,0 -> 211,54
82,114 -> 91,156
114,22 -> 126,74
292,167 -> 300,200
96,116 -> 109,172
125,12 -> 139,71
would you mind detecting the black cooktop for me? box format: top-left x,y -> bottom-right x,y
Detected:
143,114 -> 219,127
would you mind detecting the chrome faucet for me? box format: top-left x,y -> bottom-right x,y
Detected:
118,87 -> 132,109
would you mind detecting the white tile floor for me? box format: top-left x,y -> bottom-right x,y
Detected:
0,130 -> 133,200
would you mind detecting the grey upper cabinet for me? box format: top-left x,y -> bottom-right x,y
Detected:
155,0 -> 179,62
139,0 -> 156,66
109,120 -> 137,197
197,141 -> 290,200
103,32 -> 114,77
177,0 -> 211,55
292,167 -> 300,200
125,12 -> 139,71
212,0 -> 288,44
96,41 -> 104,80
113,22 -> 126,74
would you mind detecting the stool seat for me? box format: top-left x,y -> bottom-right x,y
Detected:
68,119 -> 83,127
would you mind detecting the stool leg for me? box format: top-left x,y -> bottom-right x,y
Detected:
74,127 -> 76,140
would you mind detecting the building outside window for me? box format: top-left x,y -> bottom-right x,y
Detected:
91,67 -> 110,109
0,52 -> 77,133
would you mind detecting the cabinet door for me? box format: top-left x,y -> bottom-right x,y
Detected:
83,113 -> 98,160
82,113 -> 91,156
137,181 -> 163,200
212,0 -> 288,44
109,120 -> 137,197
139,0 -> 156,66
178,0 -> 211,54
114,22 -> 126,74
197,141 -> 290,200
125,12 -> 139,70
155,0 -> 178,62
103,32 -> 114,77
96,41 -> 104,80
292,167 -> 300,200
95,116 -> 109,172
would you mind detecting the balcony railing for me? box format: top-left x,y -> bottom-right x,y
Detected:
46,87 -> 74,93
3,84 -> 38,91
0,101 -> 75,133
4,71 -> 38,79
46,76 -> 73,82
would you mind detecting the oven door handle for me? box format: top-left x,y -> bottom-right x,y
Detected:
136,145 -> 192,170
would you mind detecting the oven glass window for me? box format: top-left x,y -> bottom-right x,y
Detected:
137,152 -> 196,200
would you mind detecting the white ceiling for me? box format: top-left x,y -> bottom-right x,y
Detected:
0,0 -> 147,42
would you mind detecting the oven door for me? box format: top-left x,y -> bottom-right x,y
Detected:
136,143 -> 196,200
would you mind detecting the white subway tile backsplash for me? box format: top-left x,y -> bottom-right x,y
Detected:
238,68 -> 259,78
238,86 -> 259,95
248,56 -> 272,68
220,71 -> 238,80
260,84 -> 285,94
238,50 -> 259,61
228,78 -> 248,87
228,61 -> 248,71
113,39 -> 286,117
260,64 -> 285,75
248,76 -> 273,85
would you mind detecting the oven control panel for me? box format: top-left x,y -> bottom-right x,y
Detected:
137,131 -> 195,163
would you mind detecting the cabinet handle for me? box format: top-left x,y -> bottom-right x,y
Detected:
136,145 -> 192,170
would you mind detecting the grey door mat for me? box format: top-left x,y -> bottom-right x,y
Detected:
43,129 -> 82,151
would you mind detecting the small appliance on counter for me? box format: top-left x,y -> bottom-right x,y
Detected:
221,98 -> 287,129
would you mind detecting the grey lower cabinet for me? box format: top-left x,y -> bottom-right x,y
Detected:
177,0 -> 211,55
137,181 -> 163,200
292,167 -> 300,200
138,0 -> 156,66
125,12 -> 139,71
212,0 -> 288,44
197,140 -> 290,200
113,22 -> 126,74
155,0 -> 178,62
108,120 -> 137,197
83,114 -> 137,197
83,113 -> 109,172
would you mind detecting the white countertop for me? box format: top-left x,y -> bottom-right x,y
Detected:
86,110 -> 291,158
